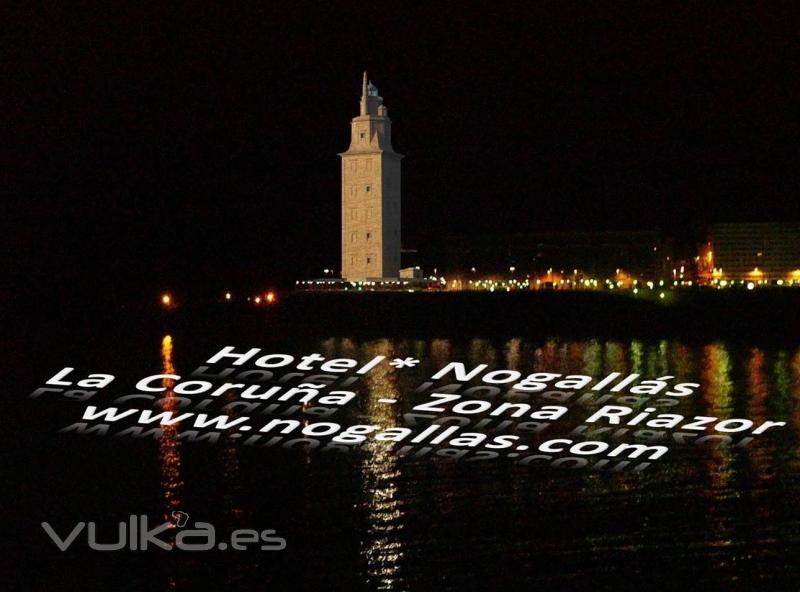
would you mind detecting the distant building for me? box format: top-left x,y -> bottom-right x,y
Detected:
400,266 -> 423,280
340,72 -> 402,280
705,222 -> 800,281
431,231 -> 672,280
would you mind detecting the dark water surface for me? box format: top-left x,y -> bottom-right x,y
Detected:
6,306 -> 800,591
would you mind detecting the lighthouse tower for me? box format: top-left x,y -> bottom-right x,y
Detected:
340,72 -> 402,280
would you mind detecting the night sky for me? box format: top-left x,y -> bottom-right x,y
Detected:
5,2 -> 799,304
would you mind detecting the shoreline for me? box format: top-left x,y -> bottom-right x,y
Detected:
7,288 -> 800,344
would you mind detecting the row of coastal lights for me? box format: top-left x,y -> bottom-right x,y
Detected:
440,264 -> 800,291
296,275 -> 798,293
431,272 -> 799,295
709,268 -> 800,289
189,266 -> 800,303
306,265 -> 800,290
158,270 -> 800,306
160,291 -> 277,308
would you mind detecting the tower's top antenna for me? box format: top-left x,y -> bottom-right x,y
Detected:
360,71 -> 368,115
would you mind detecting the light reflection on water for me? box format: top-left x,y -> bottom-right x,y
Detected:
360,340 -> 405,590
159,335 -> 183,526
147,335 -> 800,590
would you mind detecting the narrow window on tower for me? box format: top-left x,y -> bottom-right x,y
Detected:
367,257 -> 371,264
365,185 -> 371,192
366,232 -> 371,240
360,132 -> 366,141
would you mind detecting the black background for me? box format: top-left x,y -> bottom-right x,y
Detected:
4,1 -> 799,305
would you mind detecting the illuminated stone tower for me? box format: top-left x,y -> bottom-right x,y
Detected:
340,72 -> 402,280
